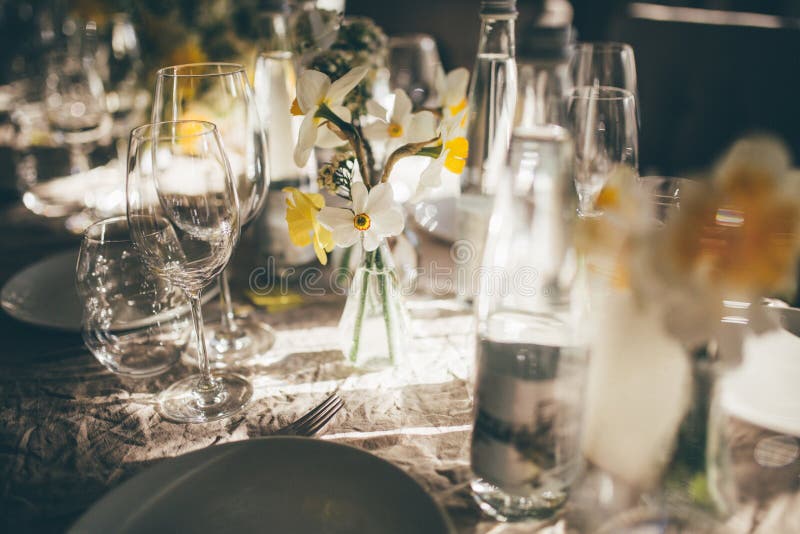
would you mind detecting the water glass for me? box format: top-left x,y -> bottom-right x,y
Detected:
388,34 -> 441,107
76,216 -> 189,377
570,42 -> 638,98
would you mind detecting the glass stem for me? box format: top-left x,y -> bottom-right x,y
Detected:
219,269 -> 238,334
190,293 -> 221,405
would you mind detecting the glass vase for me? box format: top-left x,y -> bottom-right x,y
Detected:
338,239 -> 409,368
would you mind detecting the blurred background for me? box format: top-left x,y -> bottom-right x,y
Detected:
0,0 -> 798,199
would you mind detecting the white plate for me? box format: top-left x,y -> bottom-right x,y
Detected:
1,250 -> 217,332
70,437 -> 453,534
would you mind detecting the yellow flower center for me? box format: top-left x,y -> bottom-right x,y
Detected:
290,98 -> 303,116
448,97 -> 467,116
353,213 -> 371,231
388,123 -> 403,138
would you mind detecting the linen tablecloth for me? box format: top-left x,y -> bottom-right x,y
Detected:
0,203 -> 797,533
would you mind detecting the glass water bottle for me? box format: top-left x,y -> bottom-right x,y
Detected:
456,0 -> 518,301
253,1 -> 319,274
469,21 -> 589,523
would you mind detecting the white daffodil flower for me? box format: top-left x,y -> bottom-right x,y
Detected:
291,66 -> 369,167
413,110 -> 469,202
433,66 -> 469,118
318,182 -> 405,251
363,89 -> 437,153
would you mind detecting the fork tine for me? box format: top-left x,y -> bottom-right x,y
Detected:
281,394 -> 340,435
300,397 -> 343,436
285,394 -> 337,430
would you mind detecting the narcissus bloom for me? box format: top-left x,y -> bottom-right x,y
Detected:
413,111 -> 469,201
291,66 -> 369,167
363,89 -> 436,153
434,66 -> 469,118
283,187 -> 335,265
318,182 -> 404,251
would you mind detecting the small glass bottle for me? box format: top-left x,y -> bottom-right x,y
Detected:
456,0 -> 518,300
252,0 -> 319,275
469,17 -> 588,522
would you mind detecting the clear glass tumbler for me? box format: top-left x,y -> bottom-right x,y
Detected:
76,215 -> 189,377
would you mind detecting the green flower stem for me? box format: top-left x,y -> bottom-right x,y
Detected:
379,136 -> 441,183
316,103 -> 373,186
348,249 -> 374,362
374,246 -> 396,364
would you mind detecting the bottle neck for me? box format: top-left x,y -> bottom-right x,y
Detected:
258,11 -> 291,53
476,15 -> 516,58
514,59 -> 571,129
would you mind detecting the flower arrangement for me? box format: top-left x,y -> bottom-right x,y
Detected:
580,135 -> 800,514
282,64 -> 470,365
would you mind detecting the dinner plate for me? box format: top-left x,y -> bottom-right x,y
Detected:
70,437 -> 453,534
1,250 -> 217,332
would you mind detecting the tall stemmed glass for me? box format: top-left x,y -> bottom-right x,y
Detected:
126,120 -> 251,423
570,42 -> 640,126
567,86 -> 638,215
570,42 -> 638,98
153,63 -> 272,364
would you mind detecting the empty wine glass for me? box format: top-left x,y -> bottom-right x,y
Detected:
153,63 -> 272,365
570,42 -> 640,127
570,42 -> 638,99
126,120 -> 251,423
568,86 -> 638,215
76,216 -> 189,377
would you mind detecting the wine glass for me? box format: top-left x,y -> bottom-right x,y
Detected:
126,120 -> 251,423
570,42 -> 638,99
567,86 -> 638,215
570,42 -> 640,127
153,63 -> 272,364
388,34 -> 441,108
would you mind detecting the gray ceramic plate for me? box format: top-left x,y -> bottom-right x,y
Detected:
1,250 -> 217,332
70,437 -> 453,534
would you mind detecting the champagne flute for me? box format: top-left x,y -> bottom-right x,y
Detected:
570,42 -> 640,127
567,86 -> 638,215
153,63 -> 272,364
570,42 -> 638,99
126,120 -> 251,423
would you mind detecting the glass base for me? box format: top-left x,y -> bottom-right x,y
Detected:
96,346 -> 181,378
204,314 -> 277,367
470,478 -> 567,522
157,373 -> 253,423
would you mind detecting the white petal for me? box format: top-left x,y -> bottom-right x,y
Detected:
350,181 -> 369,213
433,64 -> 446,106
372,207 -> 404,237
318,206 -> 354,230
327,66 -> 369,104
362,121 -> 390,141
362,229 -> 381,251
406,111 -> 437,143
316,123 -> 347,148
328,105 -> 352,124
334,226 -> 360,248
420,153 -> 445,187
445,67 -> 469,107
365,182 -> 395,216
391,89 -> 412,124
294,112 -> 319,167
366,99 -> 388,121
297,71 -> 330,113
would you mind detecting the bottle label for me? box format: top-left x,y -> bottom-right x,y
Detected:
470,337 -> 585,495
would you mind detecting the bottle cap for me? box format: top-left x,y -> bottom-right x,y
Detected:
480,0 -> 518,16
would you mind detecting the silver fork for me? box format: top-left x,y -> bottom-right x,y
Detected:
276,393 -> 344,437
